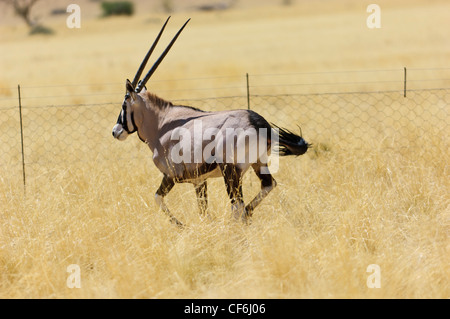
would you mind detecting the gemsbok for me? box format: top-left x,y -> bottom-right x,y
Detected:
112,17 -> 310,226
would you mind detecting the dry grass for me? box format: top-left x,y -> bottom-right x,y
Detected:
1,135 -> 448,298
0,0 -> 449,298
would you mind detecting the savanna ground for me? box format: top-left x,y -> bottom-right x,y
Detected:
0,0 -> 449,298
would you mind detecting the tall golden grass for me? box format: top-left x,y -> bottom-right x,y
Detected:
0,0 -> 449,298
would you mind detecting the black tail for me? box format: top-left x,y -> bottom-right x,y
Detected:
271,123 -> 310,156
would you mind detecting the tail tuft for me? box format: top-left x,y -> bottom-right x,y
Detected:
271,123 -> 311,156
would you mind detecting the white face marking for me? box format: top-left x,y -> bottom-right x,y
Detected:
112,123 -> 129,141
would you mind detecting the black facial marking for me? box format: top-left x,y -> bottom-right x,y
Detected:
119,96 -> 137,134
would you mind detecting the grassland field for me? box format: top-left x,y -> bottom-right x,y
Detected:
0,0 -> 448,298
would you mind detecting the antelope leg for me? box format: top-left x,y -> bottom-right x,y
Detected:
245,164 -> 277,215
155,174 -> 183,227
194,180 -> 211,219
220,164 -> 248,222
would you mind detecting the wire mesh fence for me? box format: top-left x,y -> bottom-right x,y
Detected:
1,69 -> 449,187
176,89 -> 449,151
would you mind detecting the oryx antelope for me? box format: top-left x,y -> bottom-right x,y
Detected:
112,17 -> 310,226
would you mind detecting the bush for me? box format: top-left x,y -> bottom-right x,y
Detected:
101,1 -> 134,17
29,25 -> 54,35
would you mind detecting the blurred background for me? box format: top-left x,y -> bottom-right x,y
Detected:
1,0 -> 449,94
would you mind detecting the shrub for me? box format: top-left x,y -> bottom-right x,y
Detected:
101,1 -> 134,17
29,25 -> 54,35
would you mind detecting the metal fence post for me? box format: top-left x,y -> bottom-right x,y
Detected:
18,84 -> 26,193
404,67 -> 407,97
246,73 -> 252,188
246,73 -> 251,110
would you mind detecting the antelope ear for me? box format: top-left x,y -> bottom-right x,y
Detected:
126,79 -> 137,100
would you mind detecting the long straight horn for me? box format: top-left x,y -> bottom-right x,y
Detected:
131,16 -> 171,88
136,18 -> 191,93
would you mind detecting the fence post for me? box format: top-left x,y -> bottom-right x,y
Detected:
403,67 -> 407,97
18,84 -> 26,193
246,73 -> 251,110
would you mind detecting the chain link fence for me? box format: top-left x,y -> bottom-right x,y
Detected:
1,69 -> 449,187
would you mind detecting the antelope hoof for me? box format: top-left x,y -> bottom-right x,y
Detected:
242,211 -> 252,225
232,205 -> 251,224
170,216 -> 184,228
200,212 -> 215,222
236,212 -> 252,225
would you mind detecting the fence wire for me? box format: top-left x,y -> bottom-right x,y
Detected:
0,78 -> 449,186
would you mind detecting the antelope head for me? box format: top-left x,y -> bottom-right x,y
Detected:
112,17 -> 190,141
